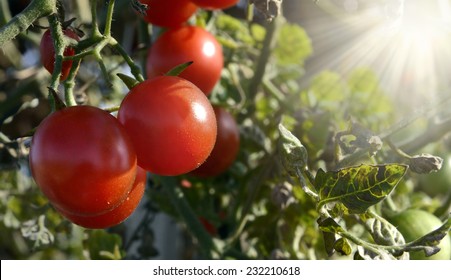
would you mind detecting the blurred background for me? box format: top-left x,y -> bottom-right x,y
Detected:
1,0 -> 451,260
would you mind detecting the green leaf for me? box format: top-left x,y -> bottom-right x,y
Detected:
309,71 -> 346,104
361,213 -> 405,246
250,24 -> 266,43
347,67 -> 380,95
316,164 -> 408,213
117,73 -> 139,90
396,216 -> 451,257
278,123 -> 308,176
318,217 -> 345,234
21,215 -> 54,248
215,14 -> 255,45
334,238 -> 352,256
322,231 -> 336,256
86,230 -> 124,260
165,61 -> 194,77
274,23 -> 312,66
48,87 -> 66,110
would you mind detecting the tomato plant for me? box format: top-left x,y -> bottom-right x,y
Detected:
55,167 -> 146,229
138,0 -> 197,28
1,0 -> 451,262
29,106 -> 137,216
387,209 -> 451,260
191,0 -> 239,10
39,28 -> 79,81
191,106 -> 240,177
146,26 -> 223,95
118,76 -> 217,176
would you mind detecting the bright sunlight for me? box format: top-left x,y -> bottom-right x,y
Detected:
312,0 -> 451,107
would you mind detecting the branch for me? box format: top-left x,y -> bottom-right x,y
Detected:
0,0 -> 57,48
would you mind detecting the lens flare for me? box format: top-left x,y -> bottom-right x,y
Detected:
310,0 -> 451,107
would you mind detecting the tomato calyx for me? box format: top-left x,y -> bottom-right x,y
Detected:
47,87 -> 67,110
165,61 -> 194,77
117,73 -> 140,90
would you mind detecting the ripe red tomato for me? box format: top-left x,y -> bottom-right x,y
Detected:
29,106 -> 137,216
146,26 -> 223,95
139,0 -> 197,28
118,76 -> 217,176
191,107 -> 239,177
55,167 -> 146,229
191,0 -> 239,10
40,29 -> 79,81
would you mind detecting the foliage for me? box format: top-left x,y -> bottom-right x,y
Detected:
0,0 -> 450,260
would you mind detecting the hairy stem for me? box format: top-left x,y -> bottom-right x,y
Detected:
0,0 -> 57,47
64,59 -> 81,106
47,14 -> 65,91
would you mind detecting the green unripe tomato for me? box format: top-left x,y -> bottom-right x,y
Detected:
418,156 -> 451,197
388,209 -> 450,260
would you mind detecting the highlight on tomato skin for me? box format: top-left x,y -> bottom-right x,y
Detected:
146,26 -> 224,95
29,105 -> 138,216
55,167 -> 147,229
138,0 -> 197,28
190,106 -> 240,177
39,28 -> 80,81
117,76 -> 217,176
191,0 -> 239,10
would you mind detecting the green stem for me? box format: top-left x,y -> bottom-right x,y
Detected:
384,195 -> 398,212
158,176 -> 218,259
47,14 -> 65,90
90,0 -> 101,37
262,78 -> 285,104
103,105 -> 120,113
94,50 -> 111,84
295,167 -> 319,200
246,1 -> 254,22
0,0 -> 12,27
103,0 -> 115,37
248,19 -> 278,105
64,59 -> 81,106
339,230 -> 383,256
386,139 -> 412,159
0,0 -> 57,47
109,38 -> 145,82
64,48 -> 97,60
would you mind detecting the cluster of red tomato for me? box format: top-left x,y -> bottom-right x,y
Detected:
31,0 -> 240,229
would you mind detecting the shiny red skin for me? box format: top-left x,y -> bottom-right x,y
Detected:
29,106 -> 137,216
191,0 -> 239,10
146,26 -> 223,95
139,0 -> 197,28
40,29 -> 79,81
118,76 -> 217,176
191,107 -> 239,177
56,167 -> 146,229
